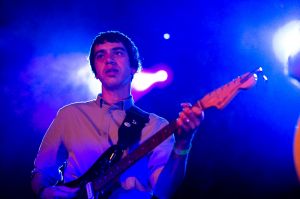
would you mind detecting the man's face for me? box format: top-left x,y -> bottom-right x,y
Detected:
93,42 -> 136,90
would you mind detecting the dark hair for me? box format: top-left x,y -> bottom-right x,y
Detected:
89,31 -> 142,75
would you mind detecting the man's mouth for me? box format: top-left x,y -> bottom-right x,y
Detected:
105,68 -> 119,76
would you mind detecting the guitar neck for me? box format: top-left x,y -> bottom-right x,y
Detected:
93,120 -> 178,191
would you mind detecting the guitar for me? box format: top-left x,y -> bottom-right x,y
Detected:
65,68 -> 264,198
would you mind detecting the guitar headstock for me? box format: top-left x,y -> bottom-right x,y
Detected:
238,67 -> 264,89
198,67 -> 264,110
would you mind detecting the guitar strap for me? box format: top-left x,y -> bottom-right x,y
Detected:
117,106 -> 150,150
118,107 -> 162,199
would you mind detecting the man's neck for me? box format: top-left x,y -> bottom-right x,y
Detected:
101,88 -> 131,104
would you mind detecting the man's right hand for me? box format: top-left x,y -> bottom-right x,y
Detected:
40,186 -> 79,199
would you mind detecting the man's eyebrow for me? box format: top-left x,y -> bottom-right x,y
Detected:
94,49 -> 105,55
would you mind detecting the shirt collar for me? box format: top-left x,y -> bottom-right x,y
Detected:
96,94 -> 134,110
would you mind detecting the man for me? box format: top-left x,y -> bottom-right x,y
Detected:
290,52 -> 300,181
31,31 -> 203,199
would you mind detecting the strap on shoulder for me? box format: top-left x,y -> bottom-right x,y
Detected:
117,106 -> 150,150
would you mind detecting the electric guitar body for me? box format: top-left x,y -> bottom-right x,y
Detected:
64,145 -> 124,198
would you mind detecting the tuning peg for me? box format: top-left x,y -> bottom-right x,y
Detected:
262,74 -> 268,82
253,67 -> 268,82
256,67 -> 263,73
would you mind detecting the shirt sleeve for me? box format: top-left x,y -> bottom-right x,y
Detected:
32,108 -> 68,187
146,114 -> 175,188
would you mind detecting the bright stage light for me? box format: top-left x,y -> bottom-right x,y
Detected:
273,20 -> 300,70
163,33 -> 170,40
76,66 -> 101,95
132,70 -> 168,91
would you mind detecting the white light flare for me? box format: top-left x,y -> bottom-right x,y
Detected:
76,66 -> 101,95
273,20 -> 300,69
163,33 -> 170,40
132,70 -> 168,91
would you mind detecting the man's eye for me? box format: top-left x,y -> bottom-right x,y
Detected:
115,51 -> 124,56
96,53 -> 104,59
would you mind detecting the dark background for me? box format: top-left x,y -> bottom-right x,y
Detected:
1,0 -> 300,198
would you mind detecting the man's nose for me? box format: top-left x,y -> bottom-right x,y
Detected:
106,53 -> 116,65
